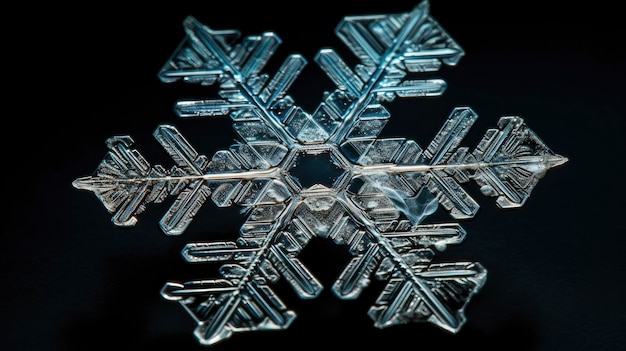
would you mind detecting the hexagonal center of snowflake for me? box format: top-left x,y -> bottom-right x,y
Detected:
287,150 -> 348,190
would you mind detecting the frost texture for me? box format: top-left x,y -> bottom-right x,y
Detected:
73,1 -> 568,346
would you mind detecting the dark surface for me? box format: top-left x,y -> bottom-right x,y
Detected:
6,1 -> 625,350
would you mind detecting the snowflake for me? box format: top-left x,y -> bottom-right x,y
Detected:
73,1 -> 567,346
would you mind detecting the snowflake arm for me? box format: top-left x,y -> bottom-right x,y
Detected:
161,199 -> 323,345
314,1 -> 463,145
158,15 -> 306,146
71,127 -> 212,233
71,124 -> 291,235
349,107 -> 568,221
333,194 -> 486,333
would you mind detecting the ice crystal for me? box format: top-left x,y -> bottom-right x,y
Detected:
73,1 -> 568,346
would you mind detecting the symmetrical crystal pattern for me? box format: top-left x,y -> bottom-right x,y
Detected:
73,1 -> 567,346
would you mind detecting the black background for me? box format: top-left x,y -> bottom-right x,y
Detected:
6,1 -> 625,350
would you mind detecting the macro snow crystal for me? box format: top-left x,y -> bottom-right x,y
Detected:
73,1 -> 568,346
